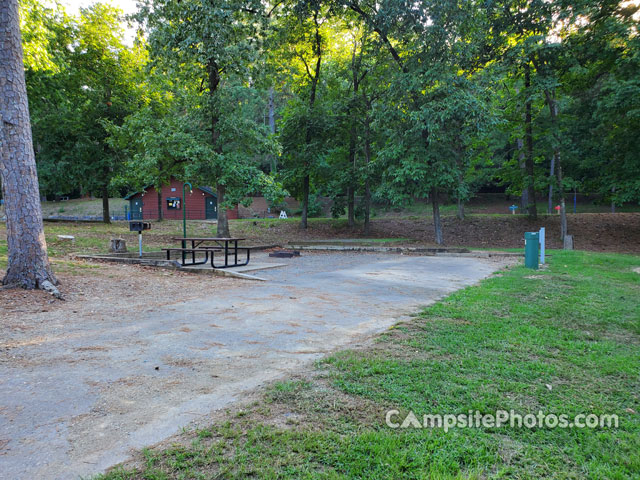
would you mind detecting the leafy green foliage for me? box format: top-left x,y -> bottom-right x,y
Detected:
20,0 -> 640,227
25,2 -> 145,205
134,0 -> 284,231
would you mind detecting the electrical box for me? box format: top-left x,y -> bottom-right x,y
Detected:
524,231 -> 539,269
167,197 -> 181,209
129,222 -> 151,232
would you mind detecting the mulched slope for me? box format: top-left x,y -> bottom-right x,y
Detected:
381,213 -> 640,252
237,213 -> 640,254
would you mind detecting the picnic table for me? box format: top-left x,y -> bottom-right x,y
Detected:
164,237 -> 250,269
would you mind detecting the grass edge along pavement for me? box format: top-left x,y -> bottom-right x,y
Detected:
96,250 -> 640,480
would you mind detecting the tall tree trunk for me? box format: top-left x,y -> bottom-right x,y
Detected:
544,89 -> 568,240
515,86 -> 528,210
216,183 -> 230,238
363,114 -> 372,236
347,113 -> 356,227
517,138 -> 528,210
347,186 -> 355,227
300,10 -> 322,230
207,59 -> 230,238
157,189 -> 163,221
102,84 -> 112,224
0,0 -> 58,292
611,186 -> 616,213
347,39 -> 361,229
363,179 -> 371,236
524,63 -> 537,219
300,180 -> 309,229
300,175 -> 310,229
102,184 -> 110,224
432,188 -> 443,245
457,198 -> 465,220
557,162 -> 567,241
268,87 -> 277,173
547,153 -> 555,214
454,138 -> 465,220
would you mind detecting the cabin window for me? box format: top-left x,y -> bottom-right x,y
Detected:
167,197 -> 181,209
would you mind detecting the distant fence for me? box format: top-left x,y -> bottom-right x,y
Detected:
42,206 -> 130,222
42,214 -> 129,222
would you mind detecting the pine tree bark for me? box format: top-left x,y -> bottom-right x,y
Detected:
0,0 -> 58,292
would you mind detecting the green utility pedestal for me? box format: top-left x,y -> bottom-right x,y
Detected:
524,232 -> 540,269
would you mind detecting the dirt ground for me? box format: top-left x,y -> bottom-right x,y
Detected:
0,212 -> 637,312
0,261 -> 241,322
1,213 -> 637,269
0,252 -> 511,479
234,213 -> 640,254
2,209 -> 633,478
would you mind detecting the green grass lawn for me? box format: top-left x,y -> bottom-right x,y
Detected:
97,250 -> 640,480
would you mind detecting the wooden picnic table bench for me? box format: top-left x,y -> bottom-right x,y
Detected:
166,237 -> 251,268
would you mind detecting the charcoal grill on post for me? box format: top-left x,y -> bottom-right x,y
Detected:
129,222 -> 151,257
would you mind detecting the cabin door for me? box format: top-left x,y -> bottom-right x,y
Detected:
205,197 -> 217,220
130,198 -> 143,220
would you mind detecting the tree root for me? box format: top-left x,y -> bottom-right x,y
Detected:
40,280 -> 64,300
0,279 -> 64,300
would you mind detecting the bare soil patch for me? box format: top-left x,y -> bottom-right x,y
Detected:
0,252 -> 506,479
0,262 -> 239,333
235,213 -> 640,254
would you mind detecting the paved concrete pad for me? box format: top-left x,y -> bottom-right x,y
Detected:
0,252 -> 506,479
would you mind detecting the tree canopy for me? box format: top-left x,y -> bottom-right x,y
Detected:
16,0 -> 640,241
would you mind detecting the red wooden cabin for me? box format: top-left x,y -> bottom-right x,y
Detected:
125,178 -> 238,221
